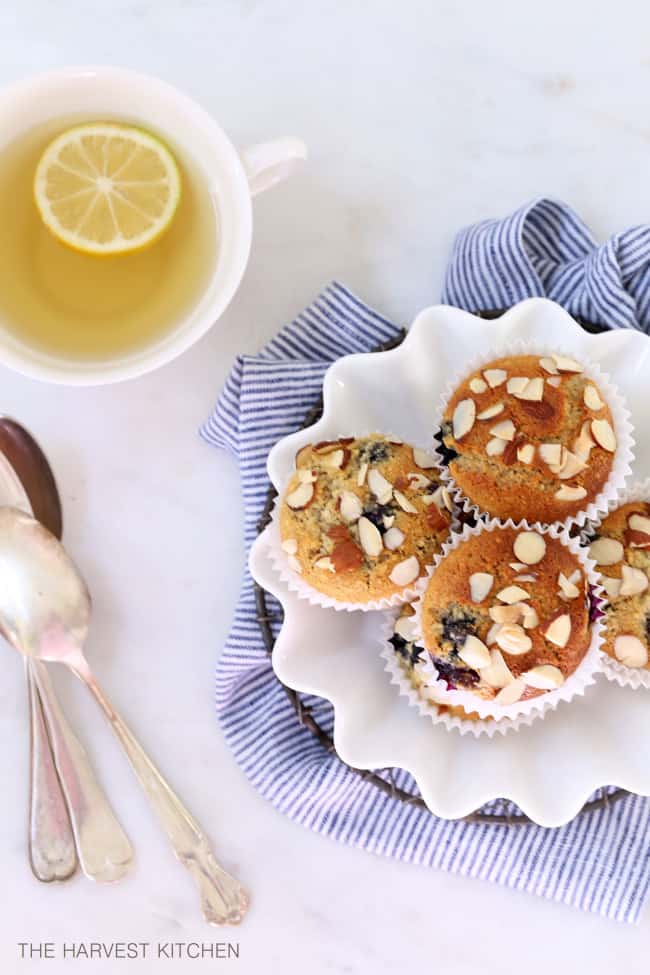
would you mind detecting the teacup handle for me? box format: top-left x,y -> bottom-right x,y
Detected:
241,137 -> 307,197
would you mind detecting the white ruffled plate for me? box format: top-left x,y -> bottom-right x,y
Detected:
249,297 -> 650,827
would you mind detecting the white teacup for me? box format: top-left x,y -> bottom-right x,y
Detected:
0,66 -> 306,385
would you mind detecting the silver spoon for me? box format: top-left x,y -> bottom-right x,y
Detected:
0,507 -> 249,925
0,419 -> 133,882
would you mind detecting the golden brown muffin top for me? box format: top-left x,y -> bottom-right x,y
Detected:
418,526 -> 592,704
440,354 -> 617,523
279,434 -> 453,604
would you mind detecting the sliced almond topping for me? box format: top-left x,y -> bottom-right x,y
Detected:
516,377 -> 545,401
522,665 -> 564,690
486,622 -> 502,645
383,515 -> 395,529
489,603 -> 526,624
539,442 -> 563,466
584,384 -> 604,411
480,648 -> 514,689
619,564 -> 649,597
591,418 -> 617,452
389,555 -> 420,586
557,450 -> 588,480
574,420 -> 595,459
407,472 -> 430,490
629,513 -> 650,535
282,538 -> 298,555
496,584 -> 530,604
484,368 -> 507,388
517,443 -> 535,464
510,562 -> 527,572
539,356 -> 559,375
453,398 -> 476,440
558,572 -> 580,599
394,614 -> 418,642
614,634 -> 648,668
393,489 -> 418,514
552,353 -> 583,373
297,468 -> 318,484
547,376 -> 562,388
469,377 -> 488,394
542,612 -> 571,648
383,526 -> 405,550
495,623 -> 532,655
477,402 -> 505,420
601,575 -> 622,600
555,485 -> 587,501
495,678 -> 526,705
314,556 -> 336,572
441,487 -> 453,511
507,376 -> 529,395
486,437 -> 506,456
357,461 -> 369,487
459,634 -> 491,669
286,480 -> 315,509
357,516 -> 383,558
521,605 -> 539,629
368,468 -> 393,503
321,448 -> 345,469
340,491 -> 363,524
469,572 -> 494,603
490,419 -> 516,441
287,554 -> 302,573
513,531 -> 546,565
589,536 -> 623,566
412,448 -> 437,469
515,574 -> 538,583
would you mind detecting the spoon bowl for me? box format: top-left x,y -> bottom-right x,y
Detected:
0,507 -> 90,668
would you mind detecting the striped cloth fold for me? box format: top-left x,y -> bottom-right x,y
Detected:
203,205 -> 650,924
442,197 -> 650,332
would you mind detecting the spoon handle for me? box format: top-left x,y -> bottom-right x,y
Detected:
32,661 -> 134,883
26,661 -> 77,882
74,666 -> 249,925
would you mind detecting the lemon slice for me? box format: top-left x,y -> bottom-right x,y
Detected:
34,122 -> 181,255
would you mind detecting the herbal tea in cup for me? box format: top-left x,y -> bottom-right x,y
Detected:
0,119 -> 217,362
0,67 -> 306,385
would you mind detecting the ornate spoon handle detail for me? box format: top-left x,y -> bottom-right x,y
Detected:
27,662 -> 77,882
32,661 -> 134,883
72,663 -> 249,925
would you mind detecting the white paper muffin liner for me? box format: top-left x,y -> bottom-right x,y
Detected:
409,517 -> 605,721
581,478 -> 650,689
433,339 -> 635,531
379,612 -> 552,737
266,434 -> 460,612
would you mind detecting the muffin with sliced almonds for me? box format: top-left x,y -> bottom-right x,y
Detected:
416,525 -> 594,707
437,353 -> 621,523
278,434 -> 454,608
587,500 -> 650,671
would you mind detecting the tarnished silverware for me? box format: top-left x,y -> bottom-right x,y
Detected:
0,507 -> 248,925
0,418 -> 133,882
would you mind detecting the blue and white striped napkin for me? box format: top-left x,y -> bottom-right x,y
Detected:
202,198 -> 650,923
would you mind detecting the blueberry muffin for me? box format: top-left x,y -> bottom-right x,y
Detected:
417,526 -> 593,705
279,434 -> 454,605
587,501 -> 650,669
390,607 -> 487,722
438,353 -> 619,523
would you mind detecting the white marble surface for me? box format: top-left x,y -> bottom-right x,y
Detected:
0,1 -> 649,971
